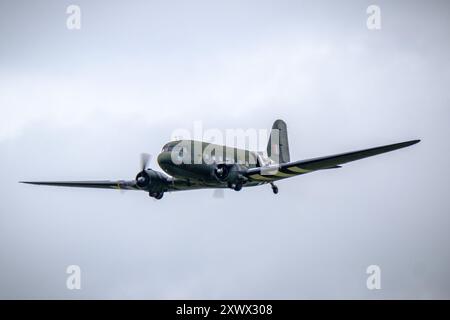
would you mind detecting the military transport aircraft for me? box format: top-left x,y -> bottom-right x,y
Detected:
20,120 -> 420,200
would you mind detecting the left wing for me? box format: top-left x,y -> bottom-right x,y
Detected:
20,180 -> 140,190
246,139 -> 420,182
20,179 -> 206,192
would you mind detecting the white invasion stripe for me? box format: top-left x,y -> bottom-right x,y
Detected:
287,166 -> 311,173
250,174 -> 274,181
260,165 -> 280,176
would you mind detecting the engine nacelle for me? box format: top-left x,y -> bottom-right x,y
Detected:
213,164 -> 248,190
135,169 -> 168,193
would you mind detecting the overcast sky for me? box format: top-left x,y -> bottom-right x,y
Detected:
0,0 -> 449,299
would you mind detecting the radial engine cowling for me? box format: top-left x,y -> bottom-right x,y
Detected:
135,169 -> 168,192
213,164 -> 248,190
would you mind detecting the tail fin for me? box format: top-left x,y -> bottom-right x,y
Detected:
267,119 -> 290,163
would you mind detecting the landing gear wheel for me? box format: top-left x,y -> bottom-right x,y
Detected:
270,183 -> 278,194
233,183 -> 243,191
228,182 -> 243,191
149,192 -> 164,200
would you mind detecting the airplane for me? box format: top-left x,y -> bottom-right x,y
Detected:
20,120 -> 420,200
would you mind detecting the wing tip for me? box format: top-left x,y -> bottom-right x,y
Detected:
386,139 -> 420,151
405,139 -> 421,146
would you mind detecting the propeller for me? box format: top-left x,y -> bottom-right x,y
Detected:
214,163 -> 230,180
136,153 -> 152,188
140,153 -> 151,171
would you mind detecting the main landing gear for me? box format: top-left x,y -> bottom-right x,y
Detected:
149,192 -> 164,200
270,182 -> 278,194
228,182 -> 243,191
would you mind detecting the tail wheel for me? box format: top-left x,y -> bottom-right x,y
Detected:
270,183 -> 278,194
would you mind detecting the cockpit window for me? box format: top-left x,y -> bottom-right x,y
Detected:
162,145 -> 175,152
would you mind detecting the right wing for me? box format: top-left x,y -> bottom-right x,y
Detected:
246,139 -> 420,182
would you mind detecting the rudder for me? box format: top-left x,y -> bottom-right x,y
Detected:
267,119 -> 290,163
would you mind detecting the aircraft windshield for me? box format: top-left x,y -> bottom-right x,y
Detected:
162,145 -> 175,152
